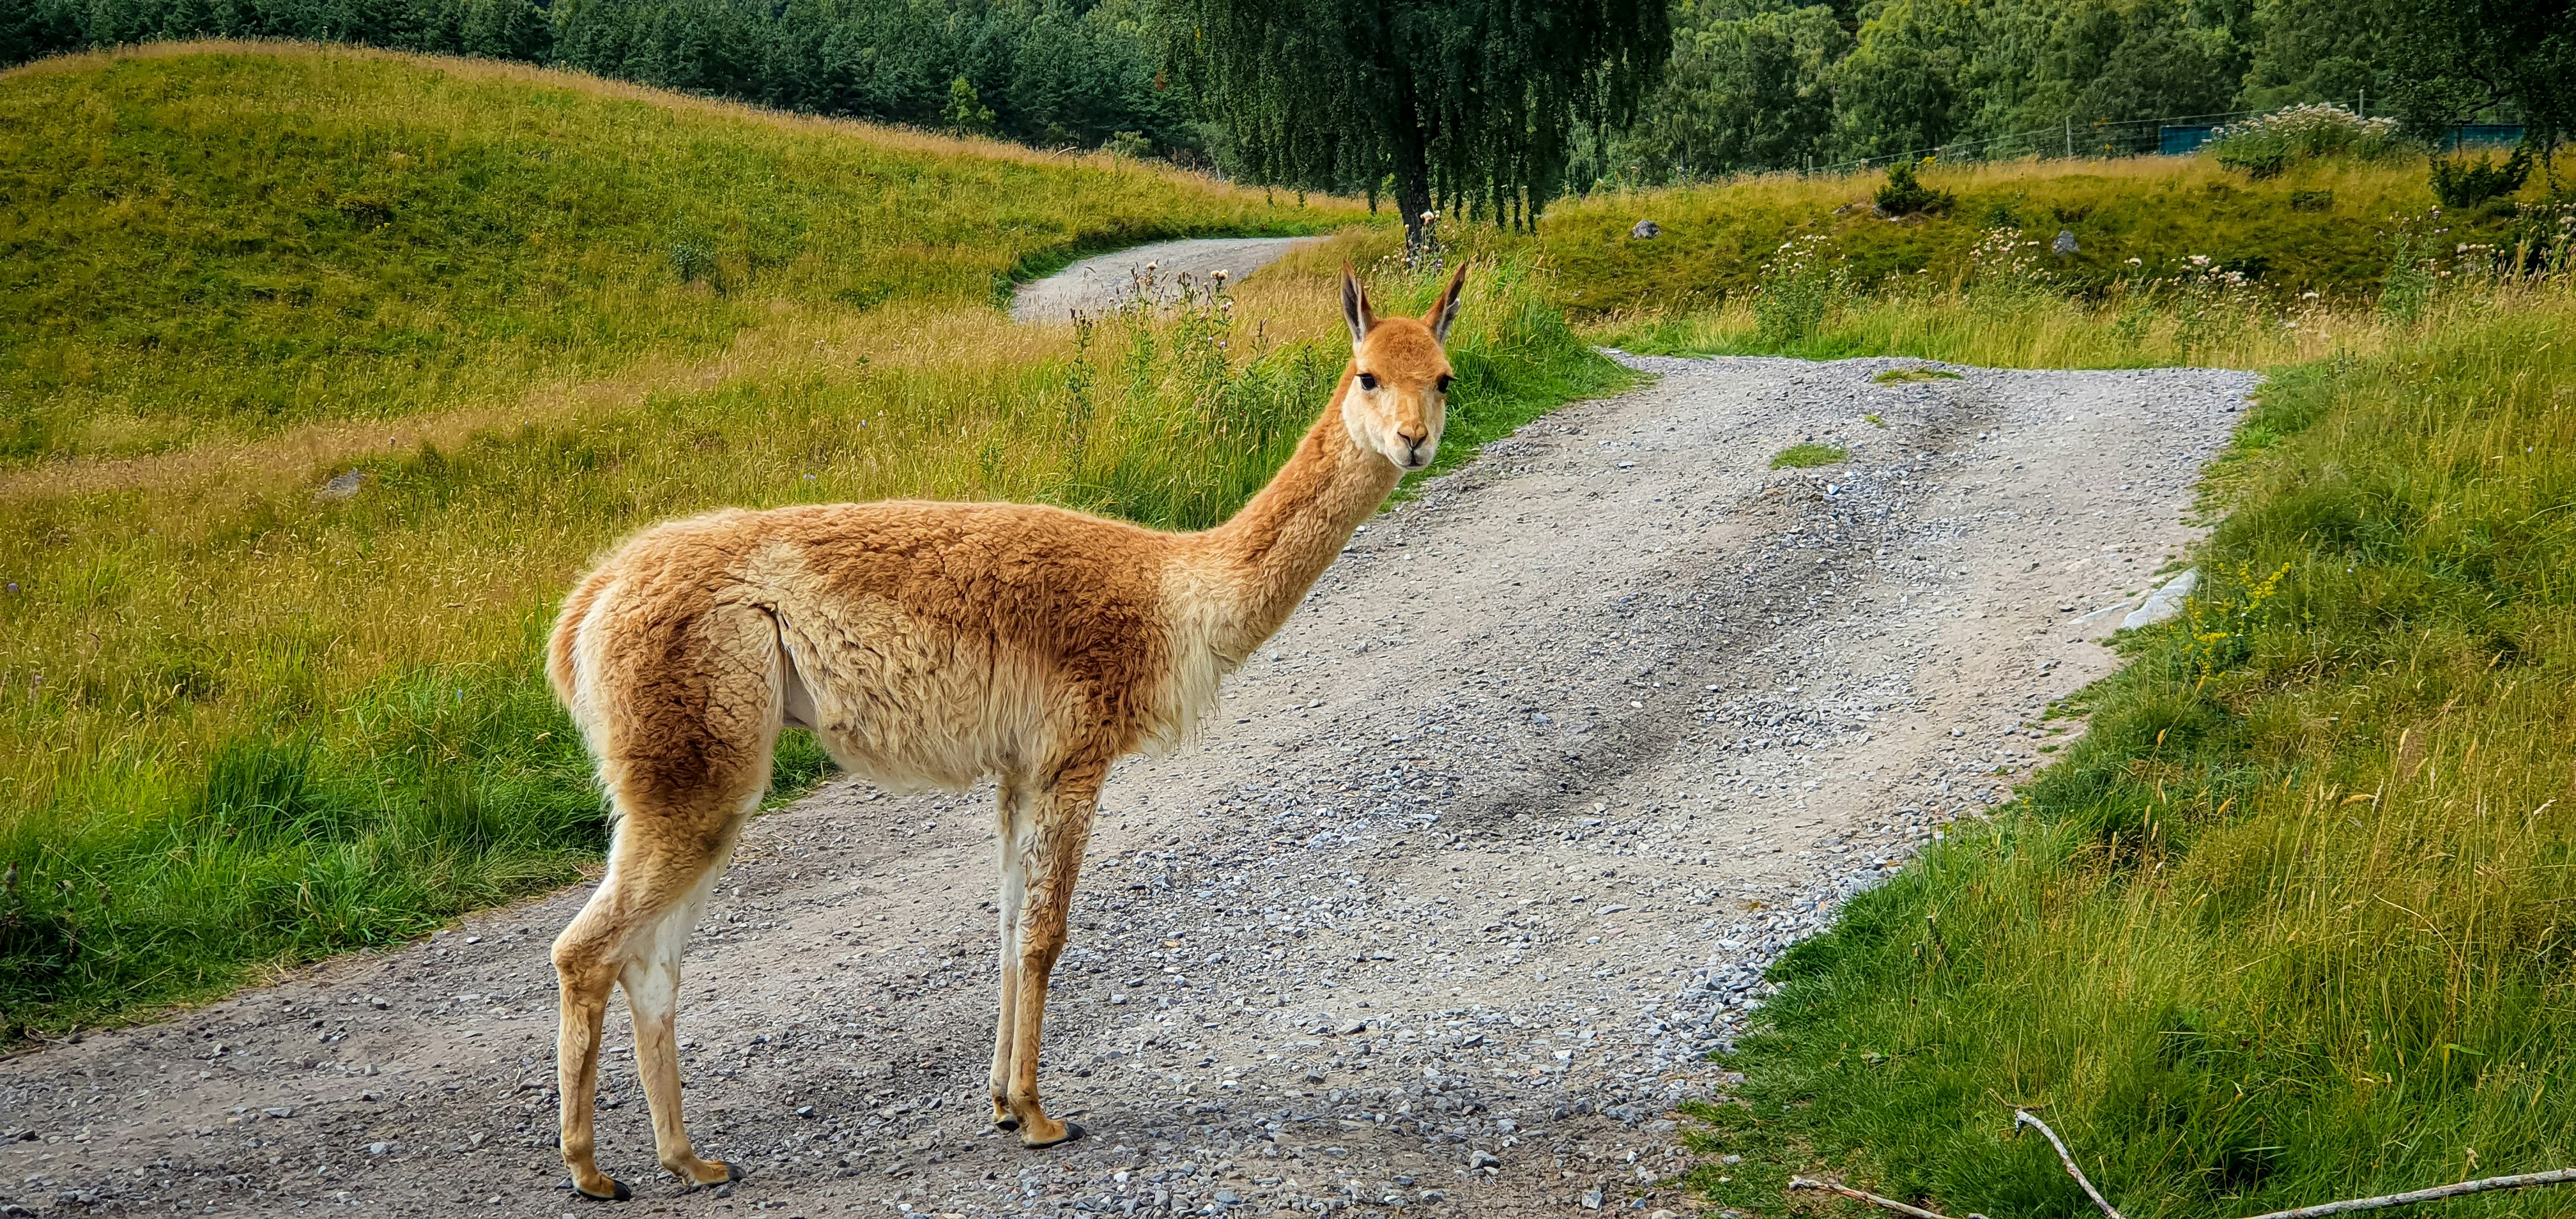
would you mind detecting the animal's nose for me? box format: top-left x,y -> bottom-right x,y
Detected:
1397,425 -> 1428,450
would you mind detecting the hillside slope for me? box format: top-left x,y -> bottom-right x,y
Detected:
0,42 -> 1326,461
1537,157 -> 2533,316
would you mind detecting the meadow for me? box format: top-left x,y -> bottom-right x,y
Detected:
0,42 -> 1629,1031
0,41 -> 1326,463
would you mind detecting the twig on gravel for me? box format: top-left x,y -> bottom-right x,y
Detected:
2014,1110 -> 2124,1219
2235,1169 -> 2576,1219
1787,1176 -> 1975,1219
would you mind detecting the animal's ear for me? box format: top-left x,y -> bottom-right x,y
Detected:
1340,262 -> 1375,345
1426,261 -> 1469,342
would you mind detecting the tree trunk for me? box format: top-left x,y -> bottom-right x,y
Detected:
1393,147 -> 1434,262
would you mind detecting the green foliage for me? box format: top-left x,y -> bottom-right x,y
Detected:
1621,0 -> 1848,180
2428,146 -> 2534,208
1595,0 -> 2316,181
0,0 -> 1200,158
1873,365 -> 1962,381
0,46 -> 1320,462
1584,0 -> 2547,183
1691,282 -> 2576,1219
2239,0 -> 2393,112
1874,158 -> 1957,215
1768,441 -> 1847,468
2204,103 -> 2408,178
2384,0 -> 2574,150
942,75 -> 996,135
1149,0 -> 1670,243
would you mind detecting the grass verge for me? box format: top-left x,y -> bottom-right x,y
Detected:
1677,279 -> 2576,1217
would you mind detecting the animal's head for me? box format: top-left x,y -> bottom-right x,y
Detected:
1338,261 -> 1467,473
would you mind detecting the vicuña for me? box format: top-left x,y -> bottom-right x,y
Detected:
544,263 -> 1470,1198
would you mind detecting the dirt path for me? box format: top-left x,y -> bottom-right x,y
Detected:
0,355 -> 2250,1218
1010,238 -> 1323,324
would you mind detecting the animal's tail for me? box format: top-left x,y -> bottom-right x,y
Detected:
549,567 -> 613,712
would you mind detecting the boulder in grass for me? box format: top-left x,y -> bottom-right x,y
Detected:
316,470 -> 365,502
1630,219 -> 1661,240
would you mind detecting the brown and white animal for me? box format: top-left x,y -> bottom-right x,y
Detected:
543,263 -> 1469,1199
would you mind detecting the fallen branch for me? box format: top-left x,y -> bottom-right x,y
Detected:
2235,1168 -> 2576,1219
1787,1176 -> 1963,1219
1781,1116 -> 2576,1219
2014,1110 -> 2125,1219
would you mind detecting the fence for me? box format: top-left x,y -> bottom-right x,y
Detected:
1814,105 -> 2527,175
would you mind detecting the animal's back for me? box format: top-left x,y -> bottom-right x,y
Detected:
551,500 -> 1185,795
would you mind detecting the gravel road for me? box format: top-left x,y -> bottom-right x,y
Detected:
0,354 -> 2251,1218
1010,238 -> 1322,324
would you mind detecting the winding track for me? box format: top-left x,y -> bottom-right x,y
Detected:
1009,237 -> 1324,324
0,348 -> 2251,1217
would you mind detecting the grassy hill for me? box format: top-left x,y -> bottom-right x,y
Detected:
1535,157 -> 2535,318
0,42 -> 1325,463
0,43 -> 1626,1032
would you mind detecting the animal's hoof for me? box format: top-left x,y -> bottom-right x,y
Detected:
569,1175 -> 631,1202
727,1161 -> 748,1183
1023,1120 -> 1085,1149
993,1116 -> 1020,1133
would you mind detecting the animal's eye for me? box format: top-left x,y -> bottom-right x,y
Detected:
1357,372 -> 1379,391
1436,374 -> 1453,393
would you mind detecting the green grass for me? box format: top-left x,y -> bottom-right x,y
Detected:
1678,279 -> 2576,1218
0,42 -> 1335,463
1873,367 -> 1961,384
1539,155 -> 2556,318
1769,442 -> 1848,468
0,48 -> 1626,1033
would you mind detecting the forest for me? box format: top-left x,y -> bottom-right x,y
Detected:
3,0 -> 2502,188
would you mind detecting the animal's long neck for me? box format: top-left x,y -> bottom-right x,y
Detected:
1192,365 -> 1402,660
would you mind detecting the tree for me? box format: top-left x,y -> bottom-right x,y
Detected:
1151,0 -> 1669,249
1831,0 -> 1972,159
1627,2 -> 1849,178
2383,0 -> 2575,150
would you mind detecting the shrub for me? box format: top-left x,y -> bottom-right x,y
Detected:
1874,158 -> 1954,217
2428,146 -> 2533,209
1752,233 -> 1843,343
2205,103 -> 2407,179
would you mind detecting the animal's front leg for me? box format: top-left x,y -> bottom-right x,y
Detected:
1006,770 -> 1101,1147
989,777 -> 1036,1132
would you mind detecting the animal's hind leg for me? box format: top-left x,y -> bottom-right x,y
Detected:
625,866 -> 744,1187
556,815 -> 750,1198
1005,762 -> 1105,1147
555,891 -> 627,1201
556,597 -> 782,1197
988,776 -> 1036,1131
